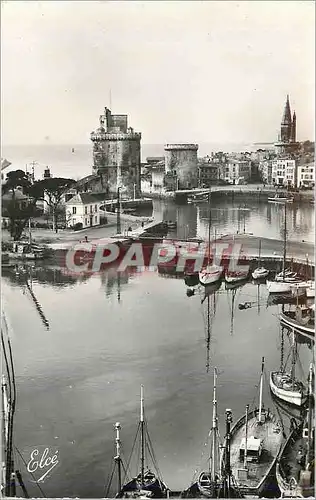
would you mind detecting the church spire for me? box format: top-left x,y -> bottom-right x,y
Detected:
281,94 -> 292,125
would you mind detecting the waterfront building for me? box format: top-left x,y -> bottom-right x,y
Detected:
274,95 -> 299,155
65,192 -> 106,229
225,159 -> 252,184
296,162 -> 315,188
198,160 -> 220,187
271,157 -> 296,187
164,143 -> 198,189
90,107 -> 141,198
259,159 -> 273,185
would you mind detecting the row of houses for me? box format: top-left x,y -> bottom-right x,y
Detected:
259,157 -> 315,188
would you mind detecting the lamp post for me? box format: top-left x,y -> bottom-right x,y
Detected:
117,187 -> 121,234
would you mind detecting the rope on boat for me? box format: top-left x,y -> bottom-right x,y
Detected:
14,445 -> 44,497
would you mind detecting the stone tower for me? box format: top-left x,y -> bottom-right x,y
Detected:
90,107 -> 141,198
164,144 -> 199,189
275,95 -> 299,155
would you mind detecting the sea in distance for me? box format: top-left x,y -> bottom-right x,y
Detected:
2,193 -> 314,498
2,142 -> 274,179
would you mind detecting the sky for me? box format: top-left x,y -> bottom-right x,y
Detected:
1,1 -> 315,146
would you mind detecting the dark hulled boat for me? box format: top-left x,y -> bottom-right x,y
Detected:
119,386 -> 167,498
224,357 -> 284,497
276,364 -> 315,498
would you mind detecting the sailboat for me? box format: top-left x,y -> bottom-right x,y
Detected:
199,192 -> 222,286
280,303 -> 315,340
252,240 -> 269,280
275,363 -> 315,498
267,204 -> 301,293
224,234 -> 249,284
270,328 -> 307,407
119,386 -> 167,498
226,357 -> 284,497
183,373 -> 241,499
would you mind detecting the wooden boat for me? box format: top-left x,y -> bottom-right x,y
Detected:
199,195 -> 222,286
280,305 -> 315,339
268,195 -> 294,203
225,357 -> 284,497
267,205 -> 302,293
119,386 -> 167,498
270,328 -> 307,407
275,364 -> 315,498
183,371 -> 241,498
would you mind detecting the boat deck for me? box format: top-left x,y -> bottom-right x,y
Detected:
230,414 -> 283,493
278,428 -> 314,497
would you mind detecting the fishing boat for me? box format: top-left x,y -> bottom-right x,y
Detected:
266,204 -> 302,293
270,328 -> 307,407
199,192 -> 222,286
225,357 -> 284,497
268,194 -> 294,203
290,281 -> 315,299
183,374 -> 241,498
275,364 -> 315,498
252,239 -> 269,280
280,304 -> 315,340
119,386 -> 167,498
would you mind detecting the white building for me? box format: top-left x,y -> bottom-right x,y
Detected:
226,160 -> 252,184
65,193 -> 103,229
271,158 -> 296,187
296,163 -> 315,188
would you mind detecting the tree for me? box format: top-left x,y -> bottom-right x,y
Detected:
31,177 -> 75,232
2,170 -> 38,240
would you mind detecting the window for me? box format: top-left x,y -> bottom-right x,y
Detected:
85,218 -> 87,225
90,205 -> 93,213
94,204 -> 97,212
72,206 -> 76,214
85,206 -> 87,215
95,216 -> 98,223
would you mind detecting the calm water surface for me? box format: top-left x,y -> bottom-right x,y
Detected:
2,200 -> 314,498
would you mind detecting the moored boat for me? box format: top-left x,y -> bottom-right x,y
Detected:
199,195 -> 222,286
280,305 -> 315,339
275,364 -> 315,498
252,240 -> 269,280
270,328 -> 307,407
118,386 -> 167,498
224,357 -> 284,497
182,371 -> 241,498
268,195 -> 294,203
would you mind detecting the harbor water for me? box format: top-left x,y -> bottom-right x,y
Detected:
1,199 -> 314,498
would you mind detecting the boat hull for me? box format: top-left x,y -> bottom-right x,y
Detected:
225,272 -> 249,283
269,372 -> 306,407
199,266 -> 222,286
276,424 -> 314,498
223,408 -> 284,497
280,312 -> 315,338
267,280 -> 292,293
252,268 -> 269,280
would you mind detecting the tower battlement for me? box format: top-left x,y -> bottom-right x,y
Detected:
90,131 -> 141,142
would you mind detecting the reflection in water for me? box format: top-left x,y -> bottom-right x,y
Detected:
152,199 -> 314,243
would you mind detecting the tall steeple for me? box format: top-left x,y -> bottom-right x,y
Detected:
280,95 -> 292,142
282,94 -> 292,125
291,111 -> 296,142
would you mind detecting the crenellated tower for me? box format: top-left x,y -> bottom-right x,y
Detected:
90,107 -> 142,198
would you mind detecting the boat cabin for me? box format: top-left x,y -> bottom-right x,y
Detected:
239,436 -> 263,463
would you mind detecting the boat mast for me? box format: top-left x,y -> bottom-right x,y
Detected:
211,367 -> 218,480
140,385 -> 145,485
258,357 -> 265,423
290,331 -> 297,388
243,404 -> 249,469
258,239 -> 261,267
305,363 -> 314,469
282,203 -> 287,280
280,327 -> 284,373
224,409 -> 233,495
207,189 -> 211,267
206,294 -> 210,373
114,422 -> 122,493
